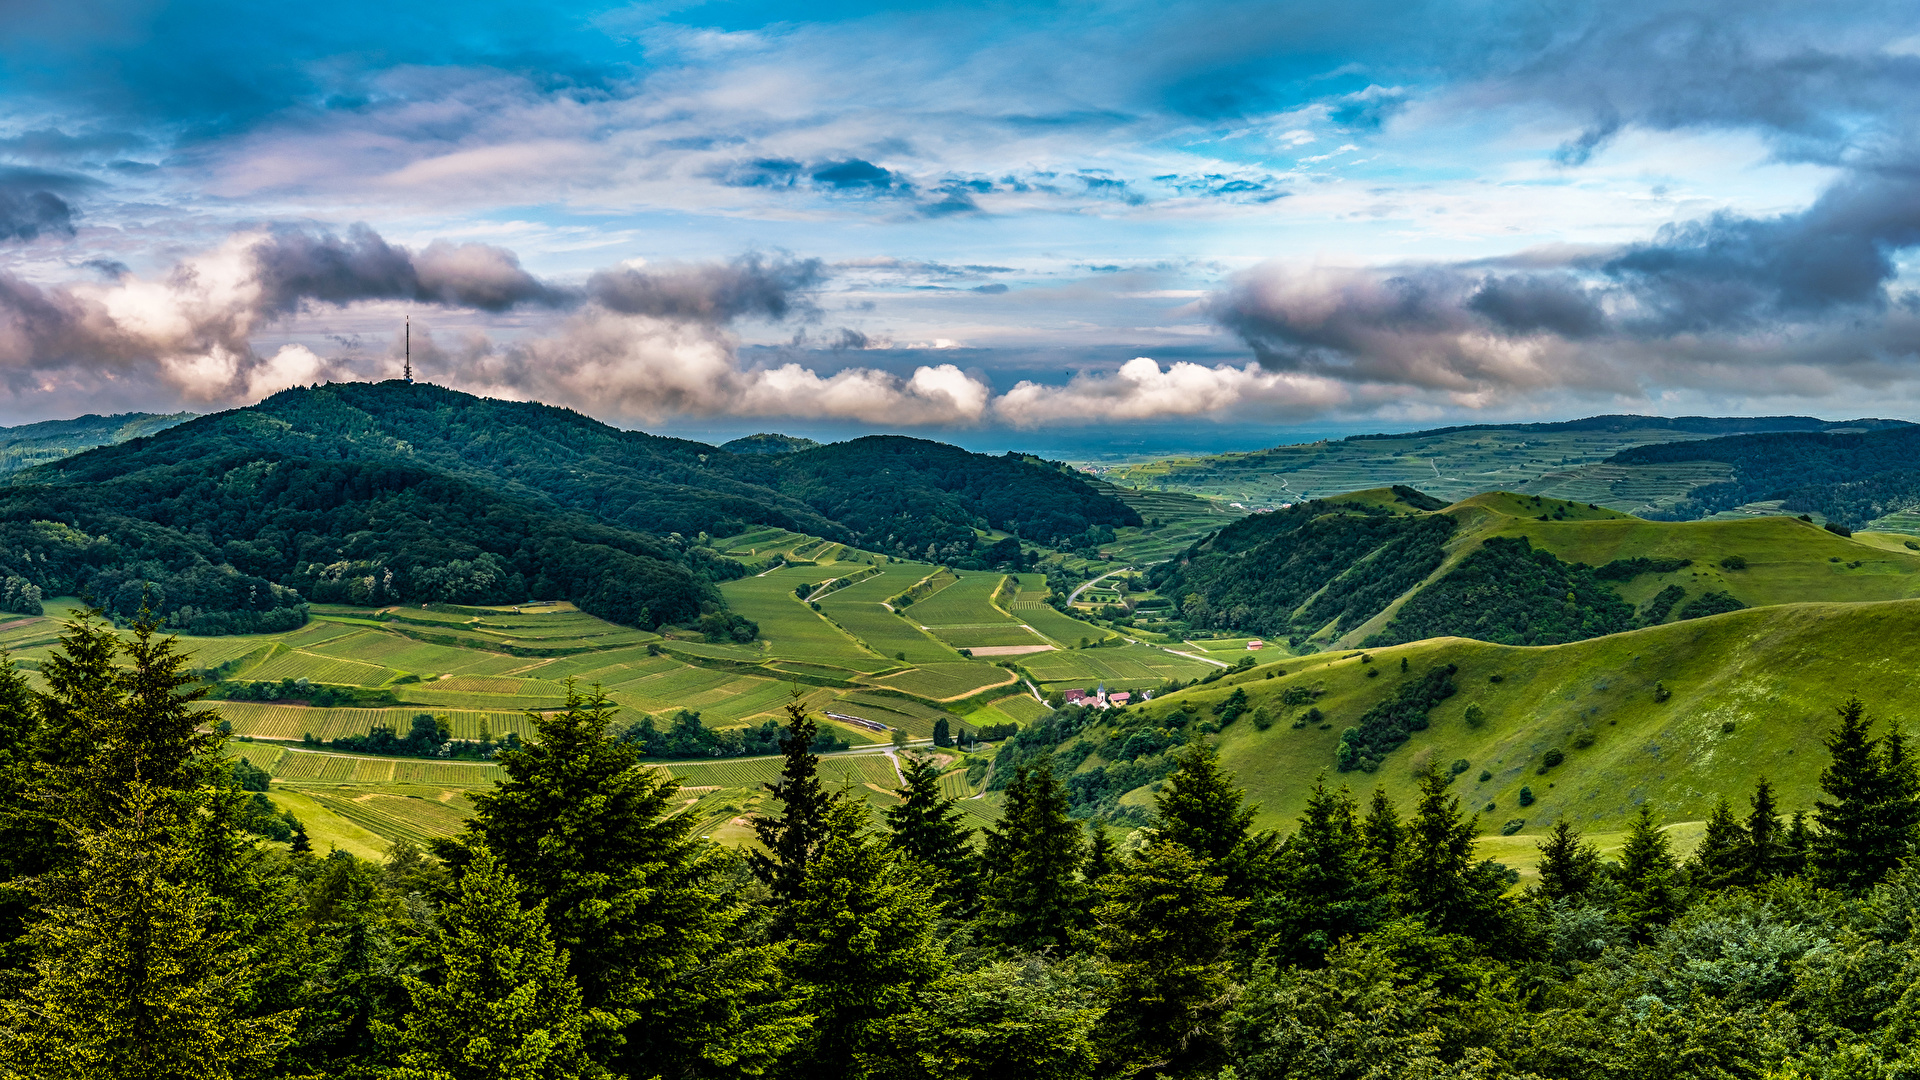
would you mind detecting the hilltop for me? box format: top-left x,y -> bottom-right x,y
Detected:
1609,425 -> 1920,531
0,411 -> 193,477
1019,596 -> 1920,838
0,381 -> 1135,633
1152,485 -> 1920,650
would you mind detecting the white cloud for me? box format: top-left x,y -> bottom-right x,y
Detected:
992,356 -> 1355,427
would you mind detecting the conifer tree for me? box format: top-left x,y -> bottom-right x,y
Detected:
885,753 -> 977,909
980,762 -> 1087,951
1153,745 -> 1253,863
1687,798 -> 1748,891
1360,788 -> 1402,879
786,801 -> 947,1080
452,682 -> 794,1078
0,651 -> 45,965
383,848 -> 604,1080
1095,840 -> 1246,1078
750,696 -> 839,910
0,782 -> 298,1080
1784,810 -> 1813,876
1743,776 -> 1789,884
1151,745 -> 1280,902
1813,697 -> 1910,892
1083,825 -> 1121,893
1533,821 -> 1604,903
1262,780 -> 1377,966
1615,804 -> 1685,940
1391,768 -> 1506,943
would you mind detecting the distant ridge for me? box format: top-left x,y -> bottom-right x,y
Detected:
720,433 -> 824,455
1343,414 -> 1912,442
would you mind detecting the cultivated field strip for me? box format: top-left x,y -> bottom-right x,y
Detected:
217,702 -> 532,741
875,663 -> 1018,701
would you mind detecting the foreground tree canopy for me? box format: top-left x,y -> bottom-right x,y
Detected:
2,613 -> 1918,1079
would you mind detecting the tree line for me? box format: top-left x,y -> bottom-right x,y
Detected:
5,613 -> 1920,1078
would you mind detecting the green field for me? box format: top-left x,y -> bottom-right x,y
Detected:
907,572 -> 1018,626
1020,643 -> 1217,689
817,570 -> 967,664
1111,597 -> 1920,845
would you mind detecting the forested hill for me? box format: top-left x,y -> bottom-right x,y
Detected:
1345,413 -> 1909,442
772,435 -> 1140,557
0,411 -> 194,477
30,383 -> 840,540
1610,425 -> 1920,525
0,381 -> 1137,633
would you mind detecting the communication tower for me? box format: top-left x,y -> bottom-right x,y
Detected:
404,316 -> 413,383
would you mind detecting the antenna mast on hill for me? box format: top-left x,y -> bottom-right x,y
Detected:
404,316 -> 413,384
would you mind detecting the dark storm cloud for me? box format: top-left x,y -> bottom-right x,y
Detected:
249,224 -> 571,313
584,254 -> 826,323
1210,161 -> 1920,396
0,167 -> 95,243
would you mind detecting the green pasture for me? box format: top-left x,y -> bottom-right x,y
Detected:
1123,597 -> 1920,844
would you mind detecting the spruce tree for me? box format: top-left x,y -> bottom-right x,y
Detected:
1151,745 -> 1280,902
1095,841 -> 1246,1078
1686,798 -> 1748,891
1153,745 -> 1253,863
0,652 -> 45,966
1615,804 -> 1685,940
1391,768 -> 1506,943
1262,780 -> 1377,966
785,801 -> 947,1080
979,762 -> 1087,951
0,782 -> 298,1080
1813,697 -> 1909,892
1083,825 -> 1121,892
1743,776 -> 1788,884
453,682 -> 794,1078
1360,788 -> 1402,879
383,848 -> 604,1080
1533,820 -> 1604,903
1784,810 -> 1813,876
750,696 -> 839,910
884,754 -> 977,909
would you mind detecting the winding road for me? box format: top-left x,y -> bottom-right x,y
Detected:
1066,566 -> 1132,605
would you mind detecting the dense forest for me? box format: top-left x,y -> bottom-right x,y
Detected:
768,436 -> 1140,557
4,382 -> 1134,631
1366,536 -> 1637,647
16,615 -> 1920,1079
1148,492 -> 1455,642
1610,425 -> 1920,525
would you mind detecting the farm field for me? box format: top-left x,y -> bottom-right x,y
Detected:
906,572 -> 1018,626
718,569 -> 884,666
874,663 -> 1019,701
1020,643 -> 1217,690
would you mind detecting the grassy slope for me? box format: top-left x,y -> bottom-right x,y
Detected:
1137,599 -> 1920,841
1332,492 -> 1920,648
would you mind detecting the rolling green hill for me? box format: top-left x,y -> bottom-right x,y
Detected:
1154,485 -> 1920,650
1043,597 -> 1920,840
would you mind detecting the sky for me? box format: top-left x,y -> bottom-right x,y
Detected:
1,0 -> 1919,453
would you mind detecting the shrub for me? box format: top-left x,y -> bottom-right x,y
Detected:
1449,758 -> 1470,775
1539,749 -> 1564,772
1518,786 -> 1535,807
1573,730 -> 1595,749
1654,682 -> 1672,703
1825,521 -> 1854,537
1721,721 -> 1736,734
1464,703 -> 1487,728
1502,819 -> 1526,835
1477,770 -> 1492,782
1719,555 -> 1748,570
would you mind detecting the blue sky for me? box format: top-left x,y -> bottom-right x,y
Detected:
1,0 -> 1917,450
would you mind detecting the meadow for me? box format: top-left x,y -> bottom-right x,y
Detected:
1116,597 -> 1920,849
